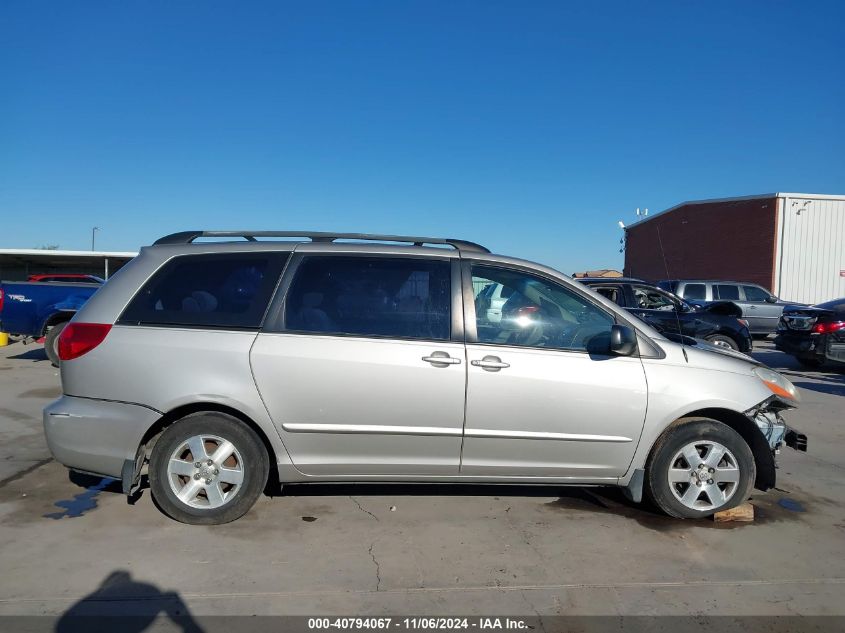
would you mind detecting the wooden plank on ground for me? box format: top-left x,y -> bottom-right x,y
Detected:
713,502 -> 754,523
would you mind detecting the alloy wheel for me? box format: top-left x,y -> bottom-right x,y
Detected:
667,440 -> 740,511
167,434 -> 245,509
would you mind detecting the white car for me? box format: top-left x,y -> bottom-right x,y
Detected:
475,282 -> 514,323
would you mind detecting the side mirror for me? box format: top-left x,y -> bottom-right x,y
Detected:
765,295 -> 778,303
610,324 -> 638,356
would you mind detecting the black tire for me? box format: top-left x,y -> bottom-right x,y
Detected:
149,412 -> 270,525
705,334 -> 739,351
645,418 -> 755,519
44,321 -> 68,367
796,357 -> 823,369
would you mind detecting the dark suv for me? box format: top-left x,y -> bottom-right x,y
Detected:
579,278 -> 753,353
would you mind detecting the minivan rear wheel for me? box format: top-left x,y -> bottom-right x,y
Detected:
149,412 -> 269,525
645,418 -> 755,519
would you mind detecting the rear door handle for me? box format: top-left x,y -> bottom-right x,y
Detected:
422,352 -> 462,366
471,355 -> 510,371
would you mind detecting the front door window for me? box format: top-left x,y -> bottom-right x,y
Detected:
470,266 -> 614,354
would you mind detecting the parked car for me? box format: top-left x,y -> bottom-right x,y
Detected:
657,280 -> 796,337
774,298 -> 845,368
28,274 -> 105,284
577,278 -> 753,353
475,280 -> 514,323
0,280 -> 101,365
44,231 -> 806,525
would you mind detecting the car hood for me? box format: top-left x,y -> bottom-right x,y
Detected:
692,338 -> 759,364
661,332 -> 759,365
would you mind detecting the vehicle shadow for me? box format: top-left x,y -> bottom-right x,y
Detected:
752,346 -> 844,379
278,482 -> 789,533
7,346 -> 49,362
792,379 -> 845,397
55,570 -> 204,632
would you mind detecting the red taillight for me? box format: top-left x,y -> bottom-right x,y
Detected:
812,321 -> 845,335
57,323 -> 112,361
516,305 -> 540,317
0,288 -> 4,313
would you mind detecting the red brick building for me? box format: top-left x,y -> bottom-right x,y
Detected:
623,193 -> 845,304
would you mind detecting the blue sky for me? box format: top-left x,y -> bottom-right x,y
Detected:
2,1 -> 843,273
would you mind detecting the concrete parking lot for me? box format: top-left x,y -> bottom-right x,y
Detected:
0,338 -> 843,621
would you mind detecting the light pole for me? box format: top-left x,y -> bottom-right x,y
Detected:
91,227 -> 100,251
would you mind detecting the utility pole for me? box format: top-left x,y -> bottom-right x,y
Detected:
91,226 -> 100,251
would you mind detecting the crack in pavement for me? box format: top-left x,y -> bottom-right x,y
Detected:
2,577 -> 843,605
348,496 -> 382,591
520,590 -> 547,633
350,496 -> 380,521
0,458 -> 53,489
369,542 -> 382,592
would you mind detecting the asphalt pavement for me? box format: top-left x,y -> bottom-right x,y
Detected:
0,338 -> 842,621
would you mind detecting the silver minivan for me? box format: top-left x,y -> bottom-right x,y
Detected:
44,232 -> 806,524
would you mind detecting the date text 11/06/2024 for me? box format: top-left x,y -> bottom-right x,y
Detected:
308,618 -> 530,630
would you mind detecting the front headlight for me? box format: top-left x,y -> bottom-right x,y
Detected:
753,367 -> 800,403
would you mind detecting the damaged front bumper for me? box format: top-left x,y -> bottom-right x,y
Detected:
745,396 -> 808,454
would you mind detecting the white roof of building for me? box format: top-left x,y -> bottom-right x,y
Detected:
628,192 -> 845,229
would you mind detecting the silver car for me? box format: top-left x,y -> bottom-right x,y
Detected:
658,280 -> 795,336
43,231 -> 806,525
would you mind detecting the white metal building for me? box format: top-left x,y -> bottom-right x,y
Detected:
775,194 -> 845,304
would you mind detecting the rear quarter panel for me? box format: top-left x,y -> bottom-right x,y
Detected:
60,326 -> 296,471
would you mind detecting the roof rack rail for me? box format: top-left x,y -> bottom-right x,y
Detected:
152,231 -> 490,253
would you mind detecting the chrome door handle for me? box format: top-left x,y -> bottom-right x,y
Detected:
471,355 -> 510,371
422,352 -> 462,366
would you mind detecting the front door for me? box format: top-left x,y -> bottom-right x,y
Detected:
628,284 -> 696,338
462,264 -> 648,480
740,285 -> 780,334
250,254 -> 466,476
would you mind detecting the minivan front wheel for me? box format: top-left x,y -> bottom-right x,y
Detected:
149,412 -> 269,525
646,418 -> 755,519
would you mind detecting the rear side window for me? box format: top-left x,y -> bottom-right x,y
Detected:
682,283 -> 706,300
714,284 -> 740,300
283,256 -> 451,340
592,285 -> 623,306
742,285 -> 770,302
119,252 -> 289,329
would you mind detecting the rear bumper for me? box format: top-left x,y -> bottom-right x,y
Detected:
774,333 -> 817,357
43,395 -> 160,479
740,330 -> 753,353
